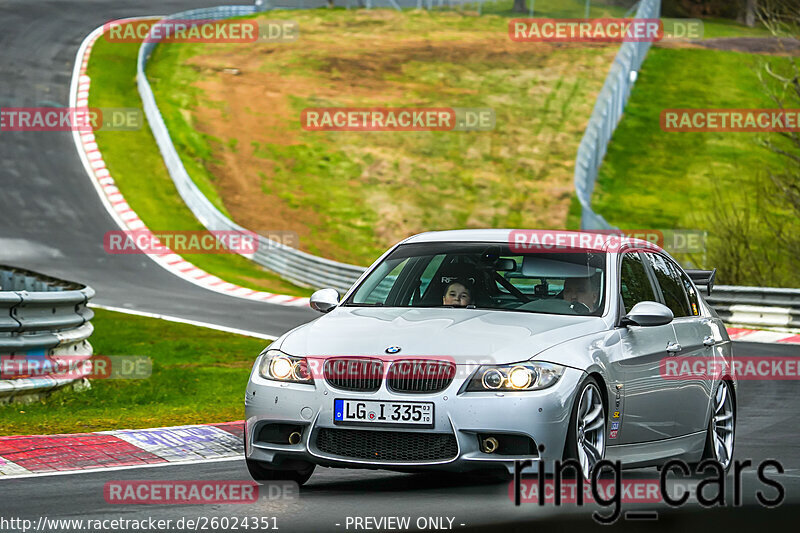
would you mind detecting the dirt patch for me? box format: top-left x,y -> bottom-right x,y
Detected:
656,37 -> 800,55
169,15 -> 617,264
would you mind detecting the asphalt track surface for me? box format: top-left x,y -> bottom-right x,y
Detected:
0,0 -> 317,337
1,1 -> 800,531
1,343 -> 799,532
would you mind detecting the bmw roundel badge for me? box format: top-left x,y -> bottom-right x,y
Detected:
385,346 -> 401,354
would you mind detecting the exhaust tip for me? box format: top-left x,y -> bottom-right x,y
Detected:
288,431 -> 302,445
481,436 -> 499,454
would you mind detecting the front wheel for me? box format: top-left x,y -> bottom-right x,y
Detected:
563,377 -> 607,479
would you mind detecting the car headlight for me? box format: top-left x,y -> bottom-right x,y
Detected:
465,362 -> 565,392
258,349 -> 314,385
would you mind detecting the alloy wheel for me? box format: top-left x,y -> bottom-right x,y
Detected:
711,381 -> 735,469
575,383 -> 606,477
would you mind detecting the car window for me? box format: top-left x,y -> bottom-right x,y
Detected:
673,261 -> 701,316
347,242 -> 607,316
644,253 -> 691,318
352,257 -> 409,305
619,252 -> 657,314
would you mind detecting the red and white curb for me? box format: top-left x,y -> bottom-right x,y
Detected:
727,327 -> 800,345
0,421 -> 243,478
69,22 -> 309,308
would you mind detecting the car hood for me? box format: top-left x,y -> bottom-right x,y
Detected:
277,307 -> 608,365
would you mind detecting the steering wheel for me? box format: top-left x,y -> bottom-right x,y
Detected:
568,301 -> 592,315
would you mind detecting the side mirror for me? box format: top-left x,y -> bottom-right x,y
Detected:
310,288 -> 340,313
621,301 -> 673,327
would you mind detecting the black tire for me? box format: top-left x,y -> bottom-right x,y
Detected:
245,457 -> 315,486
690,380 -> 735,473
563,376 -> 606,479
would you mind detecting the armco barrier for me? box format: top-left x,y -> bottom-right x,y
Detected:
0,266 -> 95,404
136,4 -> 366,294
709,286 -> 800,331
575,0 -> 661,230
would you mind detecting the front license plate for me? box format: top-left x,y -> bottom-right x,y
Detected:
334,399 -> 434,427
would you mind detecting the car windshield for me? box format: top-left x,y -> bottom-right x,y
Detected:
345,242 -> 607,316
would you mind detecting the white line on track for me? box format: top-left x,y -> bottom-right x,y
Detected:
88,303 -> 277,340
0,455 -> 242,481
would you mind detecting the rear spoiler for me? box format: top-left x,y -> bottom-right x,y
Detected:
685,269 -> 716,296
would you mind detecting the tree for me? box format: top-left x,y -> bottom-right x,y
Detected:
756,0 -> 800,255
740,0 -> 758,27
751,0 -> 800,284
704,0 -> 800,287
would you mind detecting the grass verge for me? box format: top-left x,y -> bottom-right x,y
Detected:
87,24 -> 312,297
145,8 -> 618,265
89,7 -> 768,276
567,47 -> 794,286
0,309 -> 268,436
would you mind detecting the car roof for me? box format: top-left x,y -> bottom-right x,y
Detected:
401,229 -> 665,254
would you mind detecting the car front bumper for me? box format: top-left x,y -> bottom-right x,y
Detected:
244,363 -> 585,475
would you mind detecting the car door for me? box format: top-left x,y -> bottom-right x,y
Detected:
661,256 -> 722,433
648,253 -> 716,436
613,251 -> 683,445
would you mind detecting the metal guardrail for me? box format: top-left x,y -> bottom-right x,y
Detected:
709,286 -> 800,330
0,266 -> 95,403
574,0 -> 661,230
137,4 -> 366,294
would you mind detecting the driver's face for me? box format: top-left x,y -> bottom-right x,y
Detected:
443,283 -> 472,307
563,279 -> 597,309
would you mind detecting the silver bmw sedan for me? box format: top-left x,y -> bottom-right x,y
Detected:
244,230 -> 736,484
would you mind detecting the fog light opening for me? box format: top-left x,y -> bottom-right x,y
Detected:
481,436 -> 499,454
288,431 -> 302,445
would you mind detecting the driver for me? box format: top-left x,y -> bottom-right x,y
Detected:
442,281 -> 472,307
562,276 -> 599,311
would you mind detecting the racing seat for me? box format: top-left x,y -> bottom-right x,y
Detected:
417,267 -> 487,307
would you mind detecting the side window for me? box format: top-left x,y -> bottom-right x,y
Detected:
645,253 -> 691,318
619,253 -> 657,313
674,263 -> 701,316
